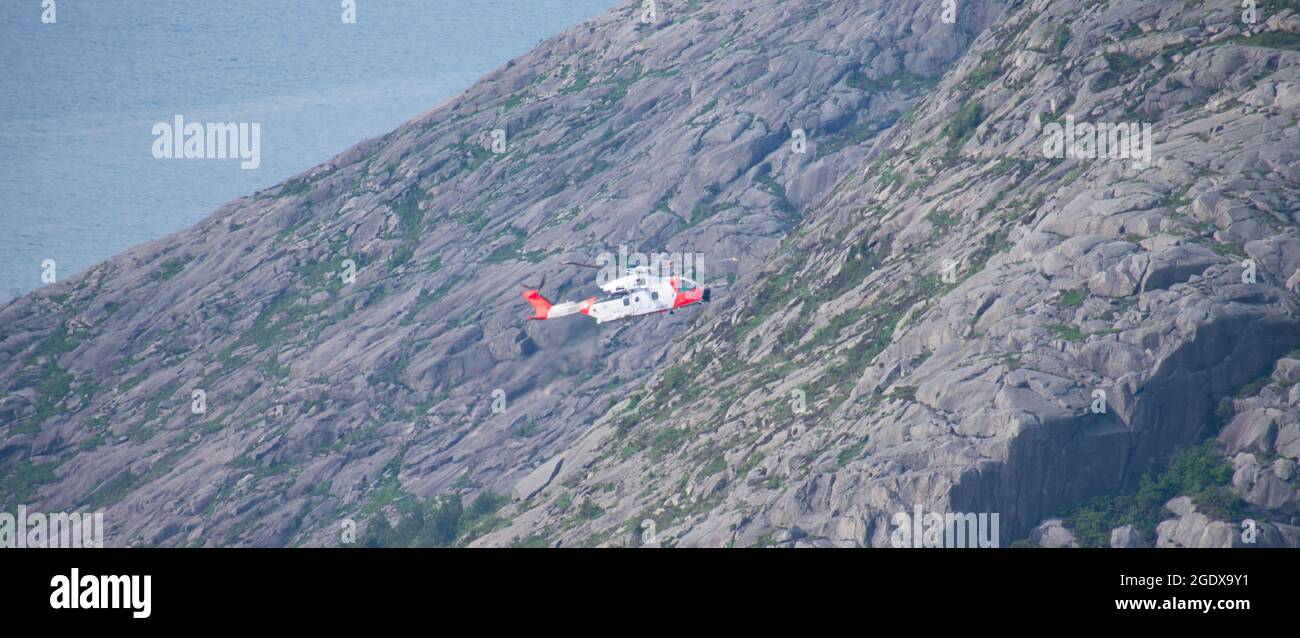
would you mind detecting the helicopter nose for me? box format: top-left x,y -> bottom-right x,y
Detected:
702,287 -> 712,303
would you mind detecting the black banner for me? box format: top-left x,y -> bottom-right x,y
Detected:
2,548 -> 1292,627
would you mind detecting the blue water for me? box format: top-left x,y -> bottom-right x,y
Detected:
0,0 -> 616,303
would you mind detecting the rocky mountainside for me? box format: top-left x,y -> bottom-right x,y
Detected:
475,0 -> 1300,548
3,0 -> 1300,548
0,0 -> 1002,546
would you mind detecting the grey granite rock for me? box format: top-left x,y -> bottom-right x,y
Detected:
512,455 -> 564,502
4,0 -> 1300,549
1030,519 -> 1078,548
1110,525 -> 1146,548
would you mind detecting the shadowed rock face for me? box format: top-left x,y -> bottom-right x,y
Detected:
4,0 -> 1300,549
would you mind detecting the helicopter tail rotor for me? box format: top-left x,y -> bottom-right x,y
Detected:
519,274 -> 547,292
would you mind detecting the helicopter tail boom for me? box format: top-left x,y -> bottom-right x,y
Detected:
522,290 -> 594,320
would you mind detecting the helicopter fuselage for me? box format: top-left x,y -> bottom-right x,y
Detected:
522,275 -> 708,323
584,276 -> 706,323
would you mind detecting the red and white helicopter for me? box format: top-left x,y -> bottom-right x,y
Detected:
520,259 -> 728,324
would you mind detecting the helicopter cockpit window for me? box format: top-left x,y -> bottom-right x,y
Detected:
678,279 -> 698,291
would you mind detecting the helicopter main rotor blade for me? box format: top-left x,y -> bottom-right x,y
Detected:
561,261 -> 603,269
520,274 -> 547,291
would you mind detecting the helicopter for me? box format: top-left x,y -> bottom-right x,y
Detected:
520,258 -> 730,324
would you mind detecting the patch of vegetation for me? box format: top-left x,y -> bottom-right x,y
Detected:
836,440 -> 867,467
1092,52 -> 1144,92
154,256 -> 187,282
33,323 -> 80,358
223,293 -> 307,356
561,69 -> 594,94
755,174 -> 797,218
31,362 -> 74,428
85,470 -> 140,510
809,305 -> 872,346
683,184 -> 728,227
575,159 -> 613,184
846,70 -> 935,94
360,491 -> 509,547
1210,240 -> 1246,259
1045,323 -> 1085,342
503,93 -> 527,110
964,60 -> 1002,90
576,499 -> 605,521
927,209 -> 959,234
0,461 -> 58,508
1050,24 -> 1070,57
390,189 -> 426,268
550,492 -> 573,513
279,177 -> 314,197
260,352 -> 291,381
485,228 -> 531,263
953,225 -> 1014,285
649,427 -> 691,462
816,112 -> 894,159
79,432 -> 107,452
886,385 -> 917,400
1236,371 -> 1272,399
455,209 -> 491,233
917,273 -> 956,300
803,295 -> 912,416
824,234 -> 888,299
291,253 -> 355,296
603,65 -> 648,102
1059,289 -> 1086,308
942,99 -> 983,148
1236,31 -> 1300,51
699,453 -> 728,478
1060,441 -> 1246,547
654,361 -> 705,407
400,286 -> 449,326
449,138 -> 495,172
510,533 -> 552,548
